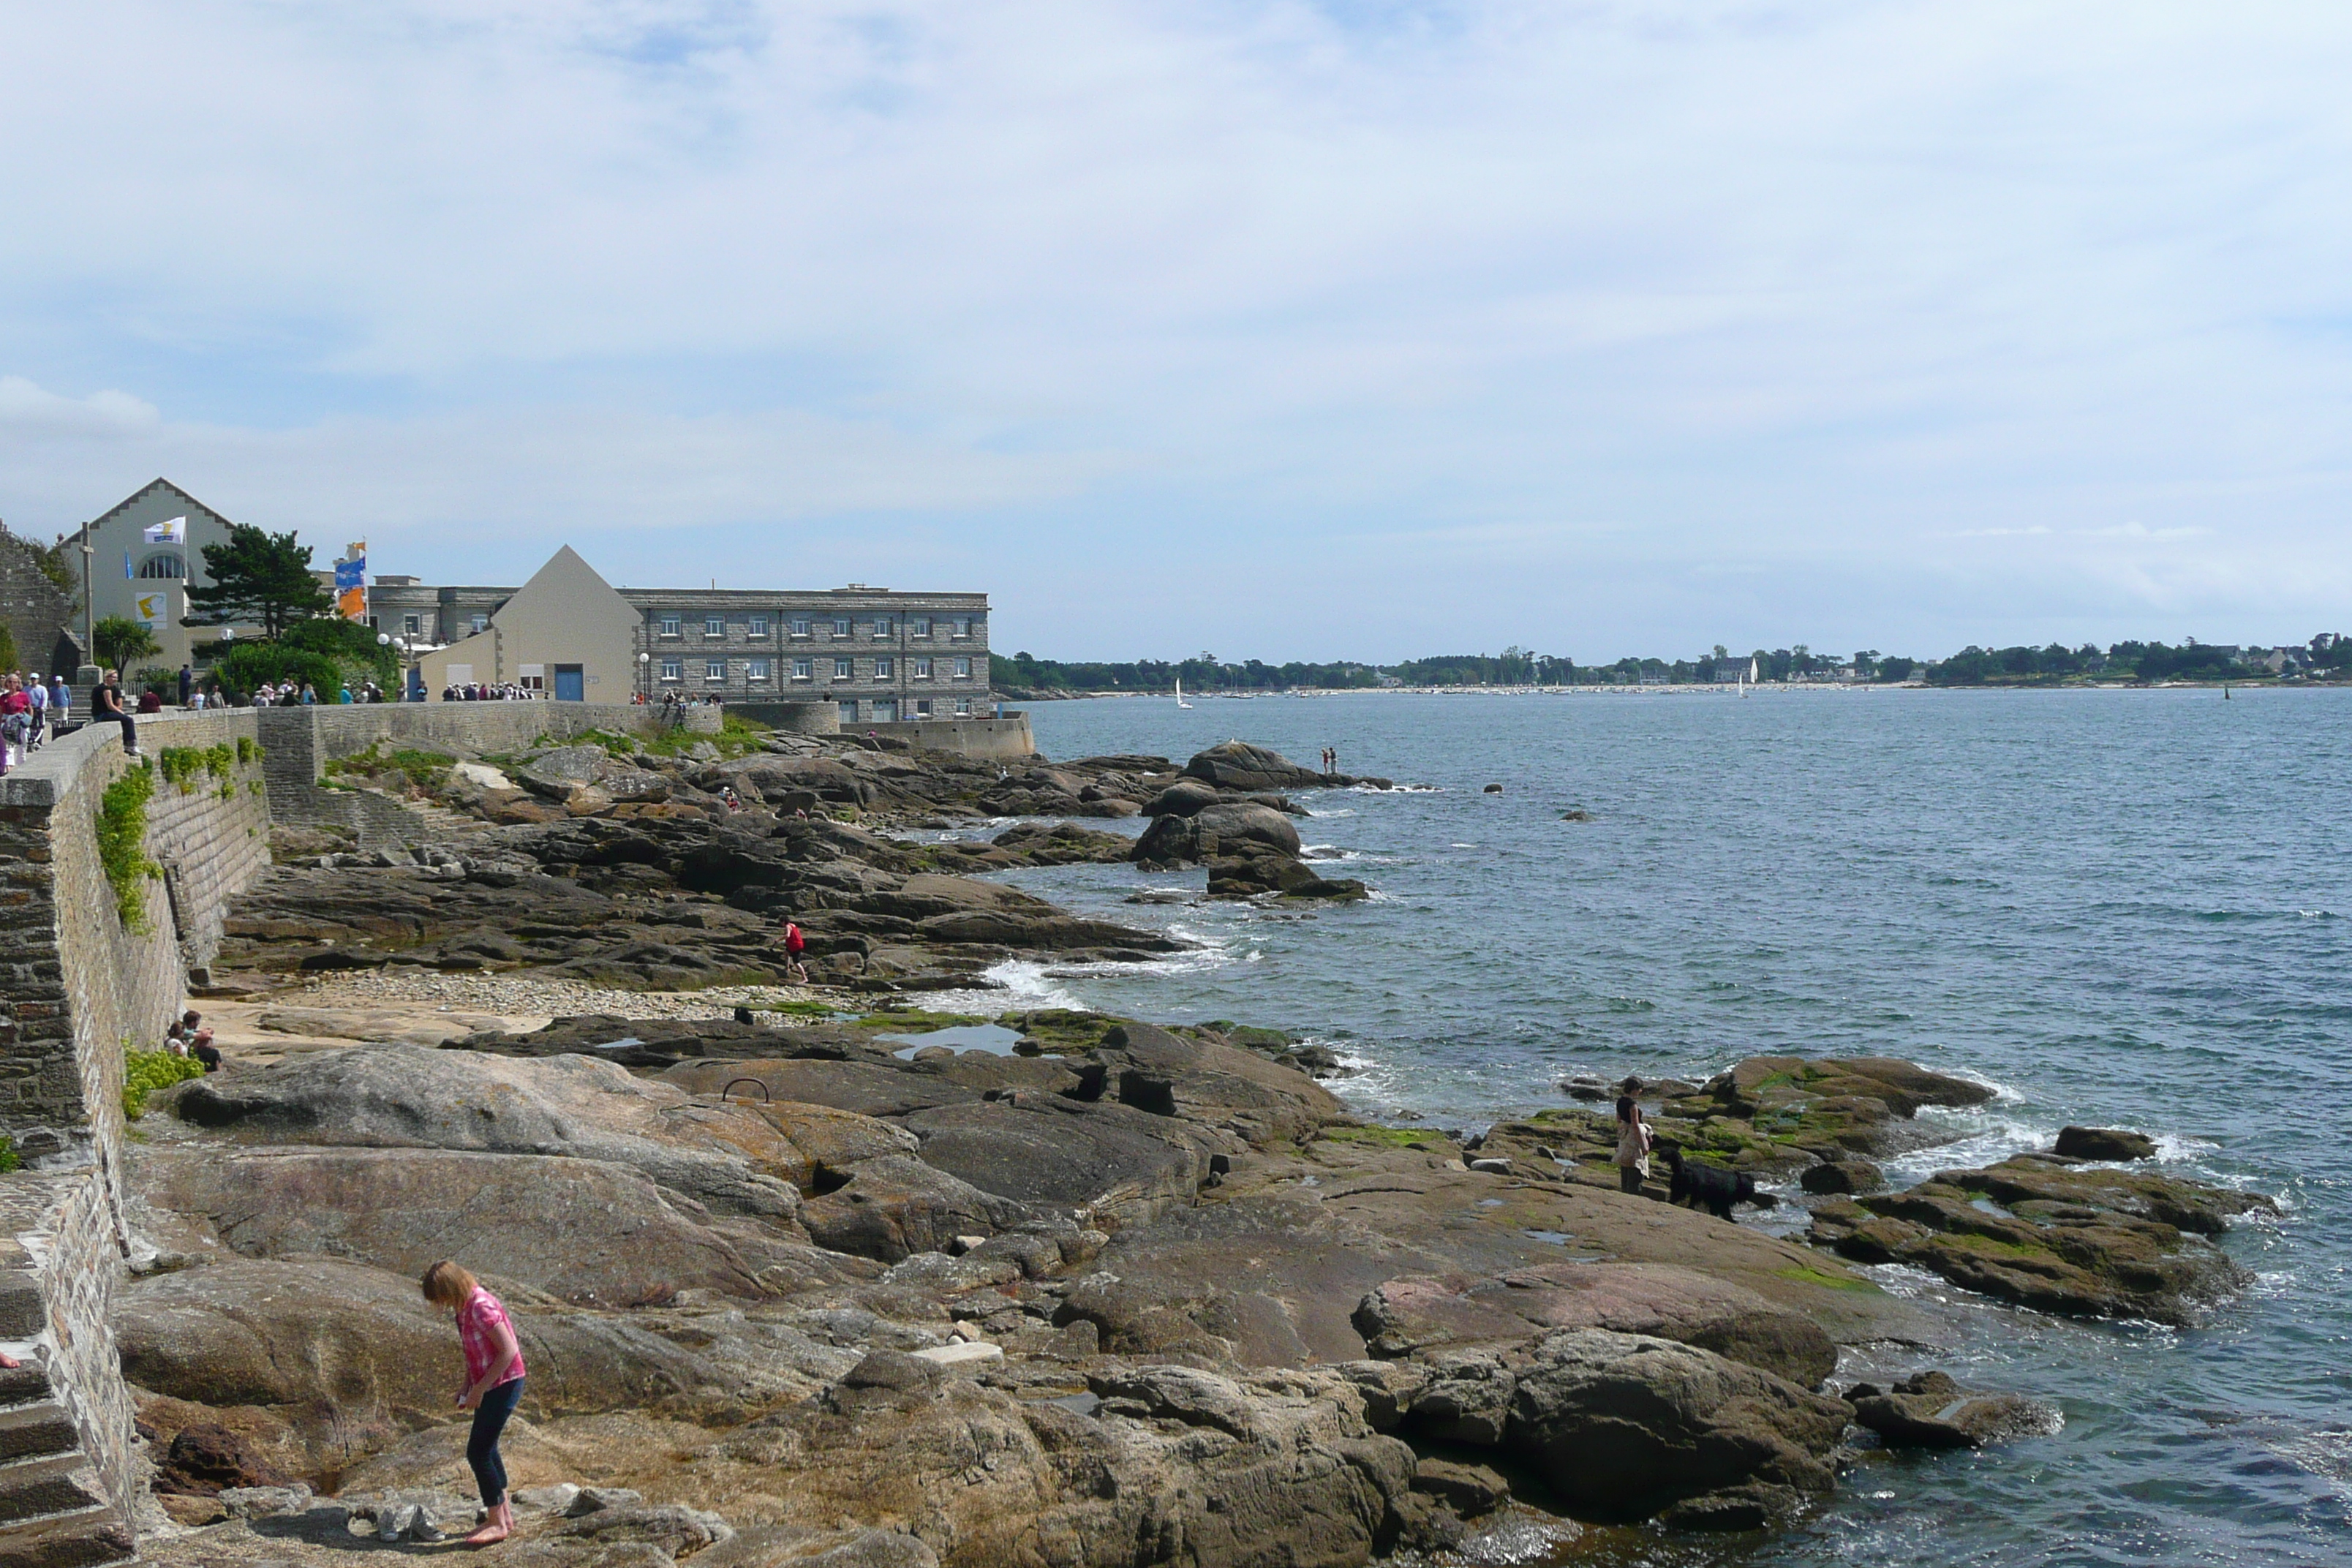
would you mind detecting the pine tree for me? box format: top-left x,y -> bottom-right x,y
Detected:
182,525 -> 332,638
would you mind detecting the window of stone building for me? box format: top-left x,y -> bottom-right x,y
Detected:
660,657 -> 682,681
747,658 -> 771,682
873,618 -> 892,638
706,657 -> 725,680
953,657 -> 971,678
954,699 -> 970,716
660,615 -> 682,636
470,614 -> 489,634
834,657 -> 853,679
705,615 -> 725,636
832,618 -> 851,638
795,660 -> 814,681
915,698 -> 932,717
913,657 -> 932,679
791,618 -> 812,637
838,700 -> 858,723
911,617 -> 930,638
403,614 -> 421,636
747,616 -> 769,637
951,617 -> 970,638
875,657 -> 894,679
137,553 -> 184,578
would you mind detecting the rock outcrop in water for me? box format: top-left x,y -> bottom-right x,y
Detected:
1807,1150 -> 2273,1324
131,1014 -> 1945,1567
235,739 -> 1394,992
152,729 -> 2269,1565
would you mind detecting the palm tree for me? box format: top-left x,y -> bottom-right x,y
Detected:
91,615 -> 162,672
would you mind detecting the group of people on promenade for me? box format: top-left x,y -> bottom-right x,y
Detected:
440,682 -> 538,702
0,672 -> 70,768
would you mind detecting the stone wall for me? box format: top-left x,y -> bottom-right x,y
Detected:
0,528 -> 78,679
726,701 -> 842,736
0,1168 -> 140,1549
862,714 -> 1037,761
259,703 -> 653,784
0,711 -> 268,1563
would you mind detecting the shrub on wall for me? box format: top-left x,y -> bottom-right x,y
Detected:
94,762 -> 162,932
157,744 -> 237,794
122,1049 -> 206,1120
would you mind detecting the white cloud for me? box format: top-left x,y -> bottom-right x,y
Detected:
0,377 -> 161,440
2,2 -> 2350,656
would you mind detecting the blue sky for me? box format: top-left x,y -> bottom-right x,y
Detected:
4,2 -> 2348,663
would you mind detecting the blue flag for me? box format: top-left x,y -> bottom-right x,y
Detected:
333,559 -> 365,591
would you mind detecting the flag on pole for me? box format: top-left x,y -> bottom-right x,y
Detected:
124,549 -> 133,579
143,516 -> 186,544
335,552 -> 366,620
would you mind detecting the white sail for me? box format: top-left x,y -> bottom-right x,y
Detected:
1176,678 -> 1193,709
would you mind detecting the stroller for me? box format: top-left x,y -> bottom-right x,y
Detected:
0,710 -> 31,775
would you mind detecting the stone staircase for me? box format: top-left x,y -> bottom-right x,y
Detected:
394,794 -> 491,841
0,1362 -> 132,1568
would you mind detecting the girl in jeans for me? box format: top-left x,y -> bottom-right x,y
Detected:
421,1262 -> 527,1545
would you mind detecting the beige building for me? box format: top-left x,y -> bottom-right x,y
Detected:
412,546 -> 634,700
74,478 -> 250,669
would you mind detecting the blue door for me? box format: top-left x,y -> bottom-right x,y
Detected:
553,665 -> 584,701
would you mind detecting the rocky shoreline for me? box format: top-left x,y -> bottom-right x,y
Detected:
132,734 -> 2276,1567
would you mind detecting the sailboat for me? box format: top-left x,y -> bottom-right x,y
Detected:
1176,678 -> 1194,709
1740,657 -> 1757,698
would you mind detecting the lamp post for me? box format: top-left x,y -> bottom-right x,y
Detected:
638,649 -> 651,704
78,521 -> 94,678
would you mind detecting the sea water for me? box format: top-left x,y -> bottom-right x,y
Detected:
936,687 -> 2351,1567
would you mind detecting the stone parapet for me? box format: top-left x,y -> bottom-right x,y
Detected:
859,715 -> 1036,761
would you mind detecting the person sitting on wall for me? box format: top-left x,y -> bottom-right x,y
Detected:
93,669 -> 139,758
137,687 -> 163,715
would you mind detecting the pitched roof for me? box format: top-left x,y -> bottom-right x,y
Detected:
85,477 -> 232,532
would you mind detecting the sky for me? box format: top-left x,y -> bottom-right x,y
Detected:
4,1 -> 2349,664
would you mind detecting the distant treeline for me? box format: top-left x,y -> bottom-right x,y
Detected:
994,634 -> 2352,693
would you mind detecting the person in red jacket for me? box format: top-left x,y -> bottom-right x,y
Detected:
782,919 -> 808,984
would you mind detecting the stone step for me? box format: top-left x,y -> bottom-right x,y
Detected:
0,1503 -> 134,1568
0,1406 -> 78,1467
0,1455 -> 106,1528
0,1365 -> 55,1417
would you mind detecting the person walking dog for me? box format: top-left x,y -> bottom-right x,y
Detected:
421,1262 -> 526,1546
1614,1094 -> 1653,1195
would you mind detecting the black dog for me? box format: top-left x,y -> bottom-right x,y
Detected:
1656,1142 -> 1759,1221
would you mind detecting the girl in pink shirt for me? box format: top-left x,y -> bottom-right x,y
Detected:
422,1262 -> 527,1545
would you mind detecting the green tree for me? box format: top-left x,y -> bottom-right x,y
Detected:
281,617 -> 399,687
34,538 -> 78,602
182,525 -> 332,638
91,615 -> 162,671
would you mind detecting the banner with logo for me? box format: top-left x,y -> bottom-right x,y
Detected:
335,551 -> 366,620
143,516 -> 186,544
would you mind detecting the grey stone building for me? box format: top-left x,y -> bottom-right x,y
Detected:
369,568 -> 992,722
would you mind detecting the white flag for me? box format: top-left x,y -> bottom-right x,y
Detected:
143,516 -> 186,544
